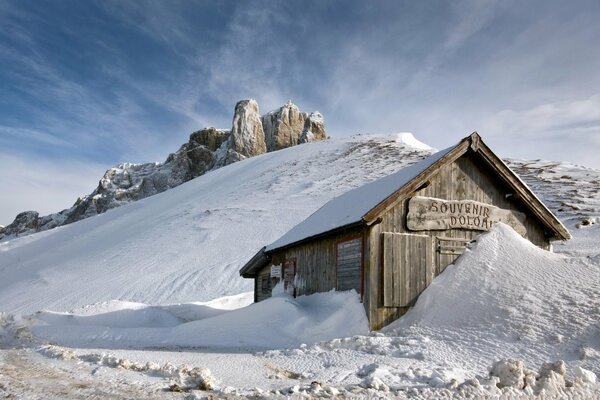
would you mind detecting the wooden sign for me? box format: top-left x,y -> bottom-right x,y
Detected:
270,264 -> 282,278
407,196 -> 527,235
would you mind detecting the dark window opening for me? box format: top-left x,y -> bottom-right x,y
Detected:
261,275 -> 271,294
336,236 -> 363,295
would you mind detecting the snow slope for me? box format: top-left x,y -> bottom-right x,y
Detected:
387,223 -> 600,376
0,135 -> 430,314
1,134 -> 600,398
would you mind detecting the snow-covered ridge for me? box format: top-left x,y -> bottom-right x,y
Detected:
0,100 -> 326,242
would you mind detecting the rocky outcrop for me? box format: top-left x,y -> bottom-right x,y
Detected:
0,211 -> 39,238
262,100 -> 307,151
189,127 -> 229,152
300,112 -> 327,143
229,99 -> 267,158
63,127 -> 232,225
0,100 -> 326,241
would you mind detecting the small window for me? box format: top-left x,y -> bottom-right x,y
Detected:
336,237 -> 362,294
261,275 -> 271,294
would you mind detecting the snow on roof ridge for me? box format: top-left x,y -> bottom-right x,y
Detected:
265,145 -> 454,252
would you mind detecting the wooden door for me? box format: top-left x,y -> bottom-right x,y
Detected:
382,232 -> 433,307
336,237 -> 363,295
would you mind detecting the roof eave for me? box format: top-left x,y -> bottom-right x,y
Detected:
239,246 -> 270,278
473,138 -> 571,241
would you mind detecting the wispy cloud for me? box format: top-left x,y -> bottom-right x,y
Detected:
0,5 -> 193,162
484,95 -> 600,135
205,2 -> 291,112
479,94 -> 600,166
0,126 -> 74,148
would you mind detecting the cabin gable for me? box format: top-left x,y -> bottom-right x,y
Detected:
364,151 -> 552,329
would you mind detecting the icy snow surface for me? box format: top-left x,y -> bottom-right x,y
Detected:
1,134 -> 600,398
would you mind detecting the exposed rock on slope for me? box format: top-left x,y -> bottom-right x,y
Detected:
229,99 -> 267,159
300,111 -> 326,144
0,100 -> 326,241
262,101 -> 327,151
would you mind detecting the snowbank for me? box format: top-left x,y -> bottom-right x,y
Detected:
31,290 -> 369,351
386,223 -> 600,374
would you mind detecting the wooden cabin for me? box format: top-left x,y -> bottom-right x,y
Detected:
239,132 -> 570,330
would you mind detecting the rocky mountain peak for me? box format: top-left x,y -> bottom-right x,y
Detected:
228,99 -> 267,159
0,99 -> 327,241
262,100 -> 306,151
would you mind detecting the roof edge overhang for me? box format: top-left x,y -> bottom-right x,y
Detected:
362,132 -> 570,241
473,136 -> 571,241
239,246 -> 270,278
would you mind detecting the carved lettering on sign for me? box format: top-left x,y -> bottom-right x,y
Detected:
407,196 -> 527,235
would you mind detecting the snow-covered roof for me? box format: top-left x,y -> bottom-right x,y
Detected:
255,131 -> 570,263
265,145 -> 455,252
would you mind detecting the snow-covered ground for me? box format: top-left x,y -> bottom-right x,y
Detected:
1,134 -> 599,398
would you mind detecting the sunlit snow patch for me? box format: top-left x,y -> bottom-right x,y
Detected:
395,132 -> 436,151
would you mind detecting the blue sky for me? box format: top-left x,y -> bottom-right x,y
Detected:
1,0 -> 600,225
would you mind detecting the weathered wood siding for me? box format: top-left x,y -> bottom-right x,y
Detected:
255,228 -> 364,300
365,153 -> 551,330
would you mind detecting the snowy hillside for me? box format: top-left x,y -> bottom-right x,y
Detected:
1,133 -> 599,399
0,134 -> 431,314
0,99 -> 326,241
